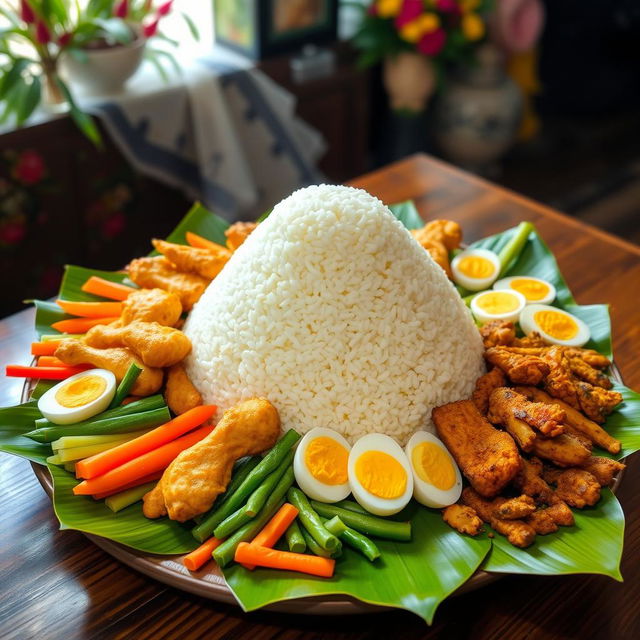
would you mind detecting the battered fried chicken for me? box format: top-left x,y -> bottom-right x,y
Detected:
512,456 -> 555,503
544,500 -> 575,526
128,256 -> 209,311
55,340 -> 163,396
579,456 -> 625,487
568,357 -> 612,389
225,221 -> 258,251
432,400 -> 521,497
513,332 -> 547,348
525,509 -> 558,535
152,238 -> 231,280
493,495 -> 536,520
411,219 -> 462,278
117,287 -> 183,327
564,347 -> 611,370
540,346 -> 579,409
488,396 -> 537,452
164,363 -> 202,415
574,381 -> 622,424
553,469 -> 601,508
84,321 -> 192,368
479,320 -> 516,349
484,347 -> 550,385
531,432 -> 592,467
442,504 -> 483,536
472,367 -> 506,415
143,398 -> 280,521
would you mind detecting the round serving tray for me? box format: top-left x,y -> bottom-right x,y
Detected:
25,365 -> 625,616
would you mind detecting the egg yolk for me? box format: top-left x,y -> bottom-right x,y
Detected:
305,437 -> 349,485
55,375 -> 107,408
509,278 -> 550,301
355,451 -> 407,499
476,291 -> 520,315
457,255 -> 495,279
534,309 -> 578,340
411,442 -> 456,490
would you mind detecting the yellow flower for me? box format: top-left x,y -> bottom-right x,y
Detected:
460,0 -> 481,11
400,13 -> 440,43
377,0 -> 403,18
461,12 -> 485,41
418,13 -> 440,34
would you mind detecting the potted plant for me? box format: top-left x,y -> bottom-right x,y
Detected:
0,1 -> 198,144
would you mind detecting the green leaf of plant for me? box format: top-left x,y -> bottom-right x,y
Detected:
0,57 -> 30,99
56,78 -> 102,147
143,49 -> 170,83
605,384 -> 640,460
17,74 -> 41,125
181,12 -> 200,41
91,17 -> 135,45
164,201 -> 229,246
223,504 -> 490,624
0,401 -> 50,463
388,200 -> 424,230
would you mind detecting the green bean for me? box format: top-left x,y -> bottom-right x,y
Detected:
287,487 -> 340,552
213,466 -> 296,568
24,406 -> 171,443
300,527 -> 337,559
104,481 -> 156,513
284,520 -> 306,553
324,516 -> 380,562
497,221 -> 534,276
333,499 -> 369,515
192,429 -> 300,542
310,501 -> 411,541
109,363 -> 142,409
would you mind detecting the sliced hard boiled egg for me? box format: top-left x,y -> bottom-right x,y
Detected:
493,276 -> 556,305
348,433 -> 413,516
471,289 -> 526,325
37,369 -> 116,425
519,304 -> 591,347
293,427 -> 351,503
451,248 -> 501,291
405,431 -> 462,508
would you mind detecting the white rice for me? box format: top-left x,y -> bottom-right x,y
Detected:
184,185 -> 484,445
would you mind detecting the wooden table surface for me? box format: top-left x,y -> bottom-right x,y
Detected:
1,154 -> 639,640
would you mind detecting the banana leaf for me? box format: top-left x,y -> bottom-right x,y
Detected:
0,400 -> 50,463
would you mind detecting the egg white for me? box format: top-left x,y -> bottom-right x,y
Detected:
293,427 -> 352,503
493,276 -> 556,305
451,248 -> 501,291
471,289 -> 526,325
519,304 -> 591,347
348,433 -> 413,516
37,369 -> 116,425
405,431 -> 462,509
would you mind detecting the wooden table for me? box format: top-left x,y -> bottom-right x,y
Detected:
1,154 -> 639,640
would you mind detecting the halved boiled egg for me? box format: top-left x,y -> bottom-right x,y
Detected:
37,369 -> 116,425
348,433 -> 413,516
451,248 -> 501,291
471,289 -> 526,325
519,304 -> 591,347
405,432 -> 462,508
493,276 -> 556,305
293,427 -> 351,503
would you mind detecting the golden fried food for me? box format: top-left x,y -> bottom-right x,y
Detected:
84,321 -> 191,368
579,456 -> 625,487
515,386 -> 621,454
442,504 -> 483,536
472,367 -> 506,415
55,340 -> 163,396
225,221 -> 258,251
488,400 -> 537,452
488,387 -> 565,438
513,332 -> 547,348
143,398 -> 280,521
152,238 -> 231,280
574,381 -> 622,424
433,400 -> 521,497
485,347 -> 550,385
525,509 -> 558,535
479,320 -> 516,349
117,287 -> 182,327
568,357 -> 612,389
411,220 -> 462,278
165,363 -> 203,415
512,456 -> 553,501
128,256 -> 209,311
544,500 -> 574,526
531,432 -> 591,468
564,347 -> 611,370
540,346 -> 579,409
493,495 -> 536,520
553,469 -> 601,508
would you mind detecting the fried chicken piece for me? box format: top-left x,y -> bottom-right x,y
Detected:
512,456 -> 555,503
225,221 -> 258,251
544,500 -> 575,526
513,332 -> 547,348
579,456 -> 625,487
433,400 -> 521,497
165,363 -> 202,415
515,386 -> 621,454
488,397 -> 537,452
488,387 -> 565,438
152,238 -> 231,280
85,321 -> 192,368
442,504 -> 483,536
472,367 -> 506,415
568,357 -> 612,389
485,347 -> 550,385
539,346 -> 579,409
143,398 -> 280,521
117,287 -> 182,327
525,509 -> 558,535
554,469 -> 601,508
55,340 -> 163,396
574,381 -> 622,424
493,495 -> 536,520
564,347 -> 611,370
531,433 -> 592,467
411,220 -> 462,278
479,320 -> 516,349
128,256 -> 209,311
461,487 -> 536,548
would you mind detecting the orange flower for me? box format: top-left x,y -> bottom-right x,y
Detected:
461,12 -> 485,41
399,12 -> 440,43
376,0 -> 404,18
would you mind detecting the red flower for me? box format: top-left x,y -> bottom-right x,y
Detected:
58,32 -> 72,47
395,0 -> 423,28
417,27 -> 446,55
114,0 -> 128,18
158,1 -> 174,17
13,150 -> 45,185
102,211 -> 126,238
436,0 -> 460,12
0,221 -> 26,246
35,21 -> 51,44
143,18 -> 160,38
20,1 -> 36,24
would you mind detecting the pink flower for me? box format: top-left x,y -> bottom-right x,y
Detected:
20,1 -> 36,24
143,18 -> 160,38
114,0 -> 128,18
436,0 -> 460,12
417,27 -> 446,55
395,0 -> 423,28
58,32 -> 72,47
0,221 -> 26,246
13,150 -> 45,185
102,211 -> 126,238
158,1 -> 174,17
35,21 -> 51,44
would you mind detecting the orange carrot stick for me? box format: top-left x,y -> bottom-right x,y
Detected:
6,365 -> 91,380
183,537 -> 224,571
56,299 -> 123,318
51,316 -> 119,333
234,543 -> 335,578
37,356 -> 75,368
72,424 -> 214,495
31,341 -> 61,356
81,276 -> 136,301
185,231 -> 230,254
76,405 -> 217,480
92,470 -> 164,499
